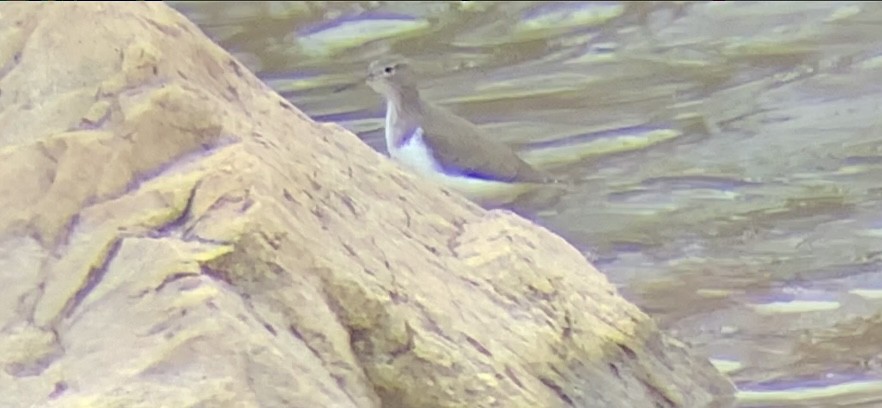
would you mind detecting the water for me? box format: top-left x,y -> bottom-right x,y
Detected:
170,1 -> 882,406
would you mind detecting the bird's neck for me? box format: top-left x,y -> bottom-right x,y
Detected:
385,86 -> 423,149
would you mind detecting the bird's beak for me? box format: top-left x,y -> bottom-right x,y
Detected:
333,81 -> 359,93
333,73 -> 371,93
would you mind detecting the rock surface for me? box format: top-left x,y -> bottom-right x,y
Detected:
0,3 -> 734,408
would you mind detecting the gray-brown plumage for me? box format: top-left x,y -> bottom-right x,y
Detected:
365,56 -> 554,184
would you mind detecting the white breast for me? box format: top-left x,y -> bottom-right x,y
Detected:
389,127 -> 442,175
383,104 -> 529,204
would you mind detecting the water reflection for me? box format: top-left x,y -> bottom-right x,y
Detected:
171,1 -> 882,406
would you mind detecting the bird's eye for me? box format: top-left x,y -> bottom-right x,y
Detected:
384,65 -> 395,74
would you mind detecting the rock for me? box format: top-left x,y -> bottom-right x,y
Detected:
0,3 -> 734,408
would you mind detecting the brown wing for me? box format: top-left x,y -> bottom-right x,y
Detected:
419,103 -> 551,183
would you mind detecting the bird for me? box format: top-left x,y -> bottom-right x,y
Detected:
364,56 -> 560,204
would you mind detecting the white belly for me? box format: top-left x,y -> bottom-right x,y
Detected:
389,130 -> 532,204
383,103 -> 538,204
389,129 -> 440,177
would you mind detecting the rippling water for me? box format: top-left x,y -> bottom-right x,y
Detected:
171,1 -> 882,406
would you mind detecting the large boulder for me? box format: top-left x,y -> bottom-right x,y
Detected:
0,3 -> 734,407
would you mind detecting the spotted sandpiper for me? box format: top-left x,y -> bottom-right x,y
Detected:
364,56 -> 559,204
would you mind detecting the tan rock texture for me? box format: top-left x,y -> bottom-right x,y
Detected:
0,3 -> 734,408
